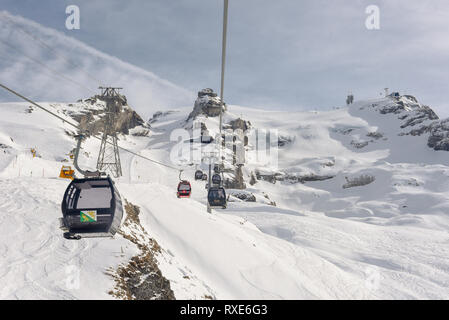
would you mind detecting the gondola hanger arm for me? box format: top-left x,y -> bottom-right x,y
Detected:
179,169 -> 184,181
73,133 -> 104,178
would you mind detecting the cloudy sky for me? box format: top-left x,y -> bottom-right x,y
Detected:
1,0 -> 449,116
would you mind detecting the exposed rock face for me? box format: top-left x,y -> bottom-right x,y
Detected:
199,122 -> 211,139
227,118 -> 251,132
223,118 -> 251,147
249,172 -> 257,185
0,143 -> 11,154
254,170 -> 334,184
115,108 -> 147,135
350,140 -> 369,149
399,105 -> 438,129
343,174 -> 375,189
188,88 -> 226,120
224,165 -> 246,189
366,131 -> 383,139
369,95 -> 449,151
255,171 -> 279,184
278,135 -> 294,147
187,90 -> 250,188
148,111 -> 175,124
66,97 -> 147,136
428,119 -> 449,151
109,201 -> 175,300
230,191 -> 256,202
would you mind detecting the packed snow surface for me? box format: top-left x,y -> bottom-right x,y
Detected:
0,97 -> 448,299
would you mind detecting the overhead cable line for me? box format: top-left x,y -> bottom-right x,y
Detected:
0,83 -> 180,172
0,82 -> 80,128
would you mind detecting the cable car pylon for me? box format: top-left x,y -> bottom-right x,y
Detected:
0,83 -> 181,172
219,0 -> 229,142
0,83 -> 189,236
96,87 -> 124,178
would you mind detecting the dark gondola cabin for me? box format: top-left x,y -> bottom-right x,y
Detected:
202,173 -> 208,181
177,180 -> 192,198
208,187 -> 227,209
212,173 -> 222,185
60,177 -> 123,239
195,170 -> 204,180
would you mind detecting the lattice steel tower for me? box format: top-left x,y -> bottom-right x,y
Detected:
96,87 -> 124,178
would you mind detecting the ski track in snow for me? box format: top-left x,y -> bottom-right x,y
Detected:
0,179 -> 81,299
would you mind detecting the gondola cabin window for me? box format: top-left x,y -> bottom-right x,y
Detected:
210,189 -> 225,199
67,180 -> 113,210
178,184 -> 191,191
77,187 -> 112,209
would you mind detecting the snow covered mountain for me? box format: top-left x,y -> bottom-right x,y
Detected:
0,11 -> 194,120
0,89 -> 448,299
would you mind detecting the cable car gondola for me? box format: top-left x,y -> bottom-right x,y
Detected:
212,173 -> 222,185
202,173 -> 208,181
208,187 -> 227,209
61,176 -> 123,239
60,134 -> 123,240
195,170 -> 204,180
201,134 -> 213,144
177,180 -> 192,198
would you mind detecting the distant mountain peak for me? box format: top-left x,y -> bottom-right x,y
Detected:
352,94 -> 448,151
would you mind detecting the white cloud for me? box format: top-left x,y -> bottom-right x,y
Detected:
0,11 -> 194,120
1,1 -> 449,118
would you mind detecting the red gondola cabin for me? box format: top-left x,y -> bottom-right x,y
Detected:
177,180 -> 192,198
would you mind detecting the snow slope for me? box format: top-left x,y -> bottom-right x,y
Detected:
141,96 -> 449,299
0,94 -> 448,299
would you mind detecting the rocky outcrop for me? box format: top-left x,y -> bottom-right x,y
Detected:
226,118 -> 251,132
399,105 -> 438,129
224,165 -> 246,189
343,174 -> 375,189
255,170 -> 334,184
108,201 -> 175,300
230,191 -> 256,202
370,94 -> 449,151
115,108 -> 147,135
66,97 -> 147,136
427,119 -> 449,151
278,135 -> 294,147
148,111 -> 175,124
187,88 -> 226,120
0,143 -> 11,154
366,131 -> 384,139
350,140 -> 369,149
